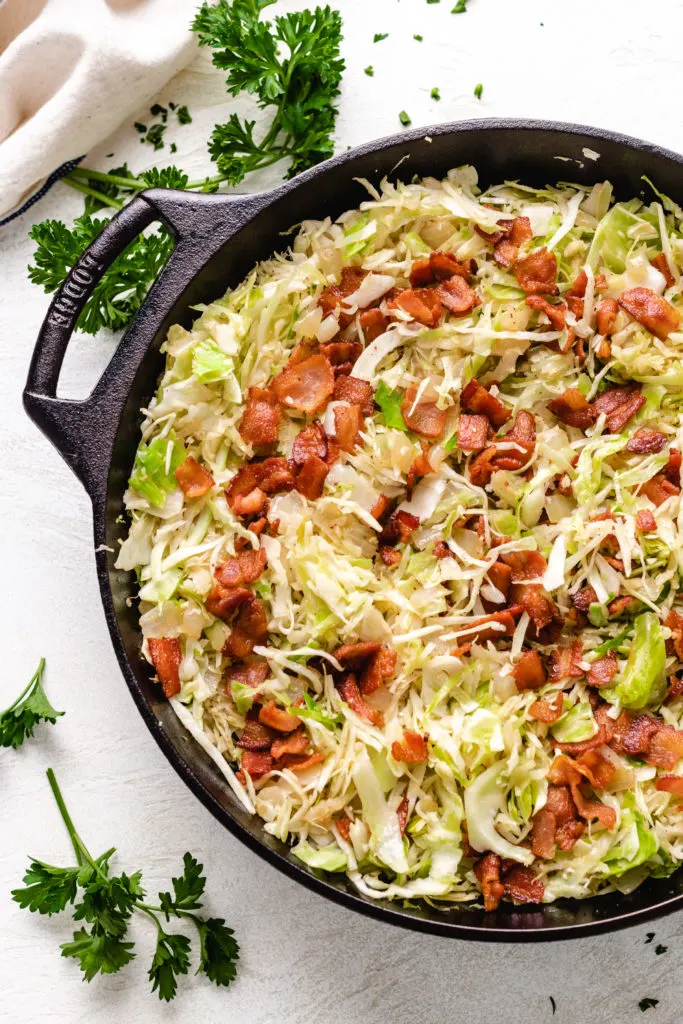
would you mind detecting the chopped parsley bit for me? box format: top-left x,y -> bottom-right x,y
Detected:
474,83 -> 483,100
645,932 -> 656,944
398,110 -> 412,127
144,124 -> 167,151
452,0 -> 468,11
639,998 -> 659,1012
168,101 -> 177,111
549,997 -> 556,1016
176,105 -> 192,125
426,0 -> 440,4
655,944 -> 668,955
373,32 -> 388,42
170,142 -> 178,154
430,87 -> 441,100
150,103 -> 167,123
364,65 -> 374,76
414,33 -> 423,40
134,122 -> 147,134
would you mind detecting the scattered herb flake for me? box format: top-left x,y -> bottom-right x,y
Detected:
0,659 -> 62,748
655,944 -> 668,955
176,105 -> 192,125
364,65 -> 374,76
144,124 -> 167,151
373,32 -> 388,42
549,997 -> 556,1016
398,110 -> 412,127
133,122 -> 147,134
168,101 -> 177,111
639,998 -> 659,1012
414,33 -> 423,40
474,83 -> 483,100
150,103 -> 166,117
170,142 -> 177,154
431,87 -> 441,101
452,0 -> 468,11
645,932 -> 656,944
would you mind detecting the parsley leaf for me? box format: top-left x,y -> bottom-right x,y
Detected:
0,658 -> 63,748
452,0 -> 468,11
399,110 -> 411,127
639,998 -> 659,1012
474,83 -> 483,99
158,852 -> 206,919
148,931 -> 191,1001
176,104 -> 192,125
61,928 -> 136,981
645,932 -> 656,943
364,65 -> 374,76
431,87 -> 441,101
11,860 -> 79,915
375,380 -> 408,430
195,917 -> 240,987
414,33 -> 423,40
373,32 -> 388,42
655,944 -> 668,955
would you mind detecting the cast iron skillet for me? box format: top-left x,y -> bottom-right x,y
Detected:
23,119 -> 683,940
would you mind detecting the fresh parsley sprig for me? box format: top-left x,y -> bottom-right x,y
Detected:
12,769 -> 239,1001
0,659 -> 62,748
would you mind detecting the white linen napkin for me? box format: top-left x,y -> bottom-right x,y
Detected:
0,0 -> 199,221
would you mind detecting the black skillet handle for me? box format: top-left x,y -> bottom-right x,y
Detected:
23,188 -> 262,507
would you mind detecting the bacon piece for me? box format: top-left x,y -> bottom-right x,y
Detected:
529,692 -> 564,723
226,457 -> 294,515
469,447 -> 498,487
239,387 -> 281,447
271,353 -> 335,413
512,583 -> 556,632
215,547 -> 267,588
503,866 -> 544,904
336,673 -> 384,727
258,701 -> 301,733
370,495 -> 393,524
634,510 -> 656,535
206,585 -> 252,622
577,749 -> 616,790
666,447 -> 682,484
461,378 -> 510,428
493,238 -> 518,269
148,637 -> 181,698
627,430 -> 667,455
545,784 -> 577,824
271,730 -> 309,760
380,508 -> 420,547
525,295 -> 567,331
547,388 -> 596,429
223,596 -> 268,660
566,270 -> 587,316
224,660 -> 269,693
571,586 -> 597,613
360,646 -> 397,696
401,385 -> 447,439
621,714 -> 660,756
333,375 -> 375,416
436,275 -> 479,316
513,247 -> 558,295
174,456 -> 215,498
618,286 -> 681,340
642,474 -> 680,507
587,651 -> 618,688
499,549 -> 546,581
512,649 -> 547,691
238,750 -> 273,781
397,796 -> 409,836
358,308 -> 388,343
498,409 -> 536,468
379,545 -> 402,566
456,607 -> 522,647
456,413 -> 489,452
650,252 -> 675,289
548,640 -> 584,682
556,819 -> 585,851
334,405 -> 363,453
596,298 -> 619,337
666,675 -> 683,703
319,266 -> 367,329
594,388 -> 646,434
336,815 -> 352,841
321,341 -> 363,367
656,774 -> 683,796
279,751 -> 325,772
294,455 -> 329,500
292,422 -> 328,465
487,561 -> 512,600
474,853 -> 504,912
406,443 -> 433,493
391,730 -> 428,763
646,725 -> 683,769
237,712 -> 275,751
665,609 -> 683,660
530,808 -> 556,859
433,540 -> 452,559
571,786 -> 617,829
389,287 -> 442,327
410,249 -> 474,286
334,641 -> 382,668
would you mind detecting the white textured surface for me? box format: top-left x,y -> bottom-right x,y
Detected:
3,0 -> 683,1020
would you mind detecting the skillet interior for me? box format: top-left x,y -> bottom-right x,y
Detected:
100,120 -> 683,939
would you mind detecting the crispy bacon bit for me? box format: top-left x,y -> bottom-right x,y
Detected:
587,651 -> 618,688
513,247 -> 558,295
433,540 -> 452,559
258,701 -> 300,733
651,252 -> 676,289
215,547 -> 267,589
456,413 -> 489,452
334,404 -> 363,452
635,509 -> 657,532
292,422 -> 328,465
238,750 -> 273,781
148,637 -> 181,698
410,249 -> 473,286
237,712 -> 275,751
174,456 -> 215,498
548,640 -> 584,682
389,287 -> 442,327
596,298 -> 619,337
504,866 -> 545,904
656,774 -> 683,796
493,238 -> 518,269
461,378 -> 510,428
509,216 -> 533,245
525,295 -> 567,331
566,270 -> 587,316
370,494 -> 393,523
227,457 -> 294,515
456,607 -> 522,648
279,751 -> 325,772
577,749 -> 615,790
271,730 -> 308,760
666,674 -> 683,703
592,387 -> 646,434
487,561 -> 512,600
391,730 -> 428,763
547,388 -> 596,429
545,785 -> 577,825
474,853 -> 505,912
666,447 -> 682,484
665,609 -> 683,660
627,429 -> 667,455
336,815 -> 352,841
401,385 -> 447,439
608,595 -> 635,617
358,308 -> 388,343
529,692 -> 564,723
206,584 -> 251,622
321,341 -> 363,367
556,819 -> 585,851
571,786 -> 617,829
512,649 -> 547,692
621,714 -> 660,756
336,673 -> 384,727
619,286 -> 681,340
271,353 -> 335,413
294,455 -> 329,500
646,725 -> 683,769
406,443 -> 433,493
571,586 -> 597,613
333,375 -> 375,416
379,545 -> 402,566
642,474 -> 680,507
380,509 -> 420,547
239,387 -> 281,447
499,549 -> 546,581
319,266 -> 367,328
223,595 -> 268,660
334,642 -> 382,667
436,275 -> 480,316
397,796 -> 409,836
513,584 -> 556,632
530,808 -> 556,859
224,660 -> 269,693
360,646 -> 397,695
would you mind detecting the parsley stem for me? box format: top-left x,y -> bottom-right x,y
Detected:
4,658 -> 44,713
45,768 -> 85,866
68,167 -> 143,190
62,175 -> 125,211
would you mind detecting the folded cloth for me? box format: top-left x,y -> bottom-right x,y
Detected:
0,0 -> 198,220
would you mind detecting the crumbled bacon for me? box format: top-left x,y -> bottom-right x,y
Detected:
556,819 -> 585,851
456,607 -> 522,647
549,755 -> 616,828
258,701 -> 301,733
380,509 -> 420,546
223,595 -> 268,660
576,749 -> 615,790
335,815 -> 352,841
237,711 -> 275,751
215,547 -> 267,588
667,675 -> 683,703
566,270 -> 587,317
666,447 -> 682,484
545,784 -> 577,824
406,443 -> 433,493
512,650 -> 547,692
501,409 -> 536,459
596,298 -> 619,337
319,266 -> 367,329
410,249 -> 473,286
529,692 -> 564,723
294,455 -> 329,500
461,378 -> 510,428
333,375 -> 375,416
642,474 -> 680,507
666,609 -> 683,660
487,561 -> 512,600
436,275 -> 480,316
238,750 -> 273,781
224,660 -> 269,693
334,641 -> 382,667
148,637 -> 182,698
593,386 -> 646,434
239,387 -> 281,447
513,247 -> 558,295
360,646 -> 397,695
271,353 -> 335,413
627,429 -> 667,455
391,730 -> 429,763
530,808 -> 556,859
271,730 -> 308,760
433,540 -> 453,559
525,295 -> 567,331
379,545 -> 402,566
635,509 -> 657,533
548,640 -> 584,682
547,388 -> 596,429
401,385 -> 447,439
513,584 -> 557,632
656,774 -> 683,796
226,457 -> 294,516
456,413 -> 489,452
587,651 -> 618,688
493,238 -> 518,269
358,308 -> 388,343
571,586 -> 597,613
651,252 -> 676,289
174,456 -> 215,498
646,725 -> 683,769
292,422 -> 328,465
499,549 -> 546,581
370,494 -> 393,523
474,852 -> 505,912
336,673 -> 384,727
608,595 -> 635,617
503,866 -> 545,904
397,796 -> 409,836
619,286 -> 681,340
334,404 -> 363,452
321,340 -> 363,366
279,751 -> 325,773
388,287 -> 442,327
206,584 -> 252,621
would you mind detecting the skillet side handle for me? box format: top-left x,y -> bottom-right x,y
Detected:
23,189 -> 261,502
